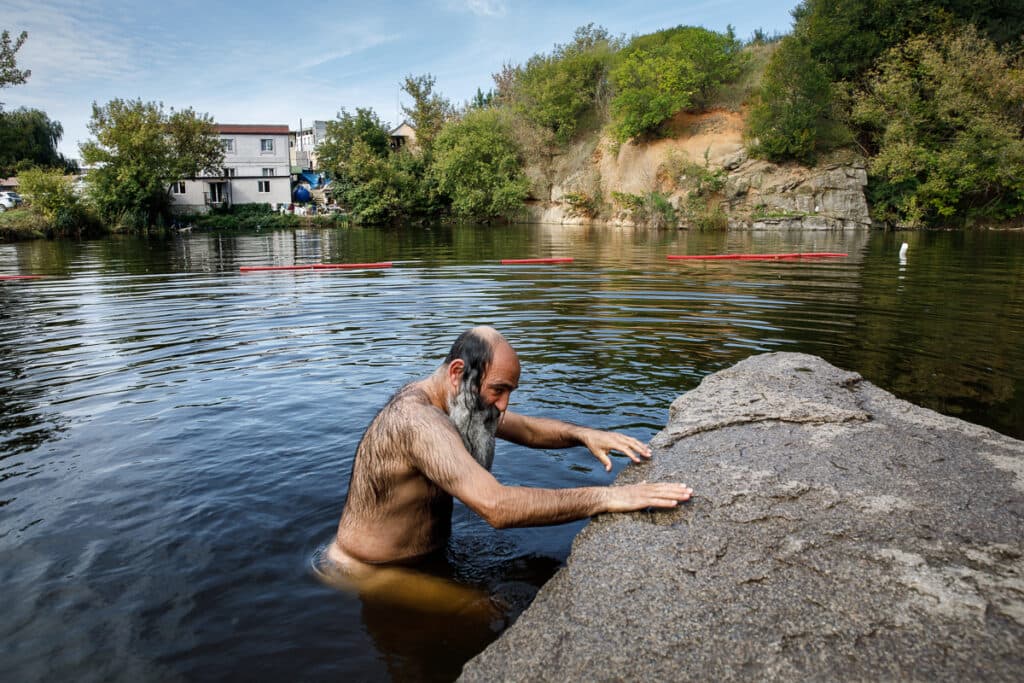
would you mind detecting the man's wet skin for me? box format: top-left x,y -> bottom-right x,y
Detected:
321,327 -> 692,610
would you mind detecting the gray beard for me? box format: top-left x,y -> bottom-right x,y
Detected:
448,382 -> 500,470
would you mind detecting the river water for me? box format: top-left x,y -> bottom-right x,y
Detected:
2,224 -> 1022,681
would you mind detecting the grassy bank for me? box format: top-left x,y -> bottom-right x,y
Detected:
0,207 -> 65,241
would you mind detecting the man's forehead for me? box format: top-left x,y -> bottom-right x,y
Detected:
486,342 -> 520,385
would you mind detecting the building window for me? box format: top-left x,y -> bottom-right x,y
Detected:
222,138 -> 234,153
171,181 -> 186,194
258,180 -> 271,193
260,138 -> 274,152
262,168 -> 275,177
224,167 -> 236,177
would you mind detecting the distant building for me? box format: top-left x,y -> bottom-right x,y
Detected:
170,124 -> 291,213
389,122 -> 417,151
290,120 -> 328,171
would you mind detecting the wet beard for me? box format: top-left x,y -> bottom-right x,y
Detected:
447,382 -> 501,470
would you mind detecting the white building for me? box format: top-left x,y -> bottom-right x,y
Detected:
289,120 -> 328,170
170,124 -> 292,213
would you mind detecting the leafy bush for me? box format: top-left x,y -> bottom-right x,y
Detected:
430,108 -> 529,220
746,36 -> 850,164
16,167 -> 103,237
610,26 -> 746,141
506,25 -> 619,144
318,108 -> 391,177
611,191 -> 678,228
851,29 -> 1024,226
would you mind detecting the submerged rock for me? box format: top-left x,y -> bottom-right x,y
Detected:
461,353 -> 1024,681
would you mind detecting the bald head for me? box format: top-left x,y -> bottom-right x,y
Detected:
444,326 -> 514,392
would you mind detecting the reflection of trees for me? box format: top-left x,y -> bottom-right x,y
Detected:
0,287 -> 66,466
825,231 -> 1024,439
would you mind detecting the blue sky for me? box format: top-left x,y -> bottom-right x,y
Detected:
4,0 -> 798,159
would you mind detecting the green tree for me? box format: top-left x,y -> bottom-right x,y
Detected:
318,107 -> 391,176
430,108 -> 529,221
851,29 -> 1024,226
401,74 -> 453,155
0,108 -> 75,176
610,25 -> 746,141
791,0 -> 1024,83
0,29 -> 30,97
506,24 -> 620,144
746,36 -> 842,164
80,99 -> 224,228
16,166 -> 99,236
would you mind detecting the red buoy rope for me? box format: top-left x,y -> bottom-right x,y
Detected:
667,252 -> 847,261
0,275 -> 43,280
240,262 -> 392,272
500,257 -> 574,265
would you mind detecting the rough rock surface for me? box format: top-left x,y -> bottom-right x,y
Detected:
461,353 -> 1024,681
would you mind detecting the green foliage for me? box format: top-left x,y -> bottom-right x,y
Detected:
430,108 -> 529,221
505,24 -> 620,144
661,149 -> 727,194
192,203 -> 302,230
4,167 -> 102,238
851,29 -> 1024,226
0,206 -> 48,241
611,190 -> 678,228
610,25 -> 746,141
319,107 -> 391,177
327,142 -> 438,223
562,191 -> 601,218
790,0 -> 1024,83
0,29 -> 30,93
681,194 -> 729,230
401,74 -> 454,155
0,107 -> 75,176
80,99 -> 224,228
746,36 -> 848,164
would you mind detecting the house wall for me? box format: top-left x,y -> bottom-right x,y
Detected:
171,128 -> 292,213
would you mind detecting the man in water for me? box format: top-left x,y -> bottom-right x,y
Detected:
323,327 -> 692,611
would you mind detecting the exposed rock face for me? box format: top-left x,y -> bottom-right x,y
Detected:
726,151 -> 872,230
461,353 -> 1024,681
521,109 -> 872,229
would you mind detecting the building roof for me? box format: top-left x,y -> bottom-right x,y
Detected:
216,124 -> 290,135
389,121 -> 416,136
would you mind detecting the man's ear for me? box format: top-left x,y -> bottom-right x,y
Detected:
447,359 -> 464,389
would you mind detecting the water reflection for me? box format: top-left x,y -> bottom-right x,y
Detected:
1,224 -> 1022,681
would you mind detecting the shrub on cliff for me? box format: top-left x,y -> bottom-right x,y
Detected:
610,25 -> 746,142
503,25 -> 619,144
745,36 -> 849,164
851,29 -> 1024,227
430,109 -> 529,221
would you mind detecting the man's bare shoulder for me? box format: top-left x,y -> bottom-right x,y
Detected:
373,380 -> 455,434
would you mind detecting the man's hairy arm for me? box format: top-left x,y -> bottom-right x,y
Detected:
498,411 -> 652,471
413,408 -> 691,529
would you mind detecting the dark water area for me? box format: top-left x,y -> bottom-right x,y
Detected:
1,224 -> 1022,682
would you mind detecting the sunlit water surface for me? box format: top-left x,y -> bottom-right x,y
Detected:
2,224 -> 1022,681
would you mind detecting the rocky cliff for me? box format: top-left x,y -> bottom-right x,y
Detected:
461,353 -> 1024,681
524,110 -> 872,230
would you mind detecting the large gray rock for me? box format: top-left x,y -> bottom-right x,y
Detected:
461,353 -> 1024,681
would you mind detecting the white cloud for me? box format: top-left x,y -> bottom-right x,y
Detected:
450,0 -> 508,17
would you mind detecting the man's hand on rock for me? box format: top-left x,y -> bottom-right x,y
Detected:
604,481 -> 693,512
578,428 -> 653,472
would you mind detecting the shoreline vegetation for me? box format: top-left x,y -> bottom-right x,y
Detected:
3,1 -> 1023,243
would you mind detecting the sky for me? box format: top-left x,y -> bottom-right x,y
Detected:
3,0 -> 798,159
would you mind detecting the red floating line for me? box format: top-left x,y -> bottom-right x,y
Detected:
312,262 -> 392,270
500,257 -> 575,265
0,275 -> 43,280
667,252 -> 847,261
240,262 -> 393,273
239,265 -> 316,272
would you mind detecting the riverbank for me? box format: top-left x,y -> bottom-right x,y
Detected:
461,353 -> 1024,681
